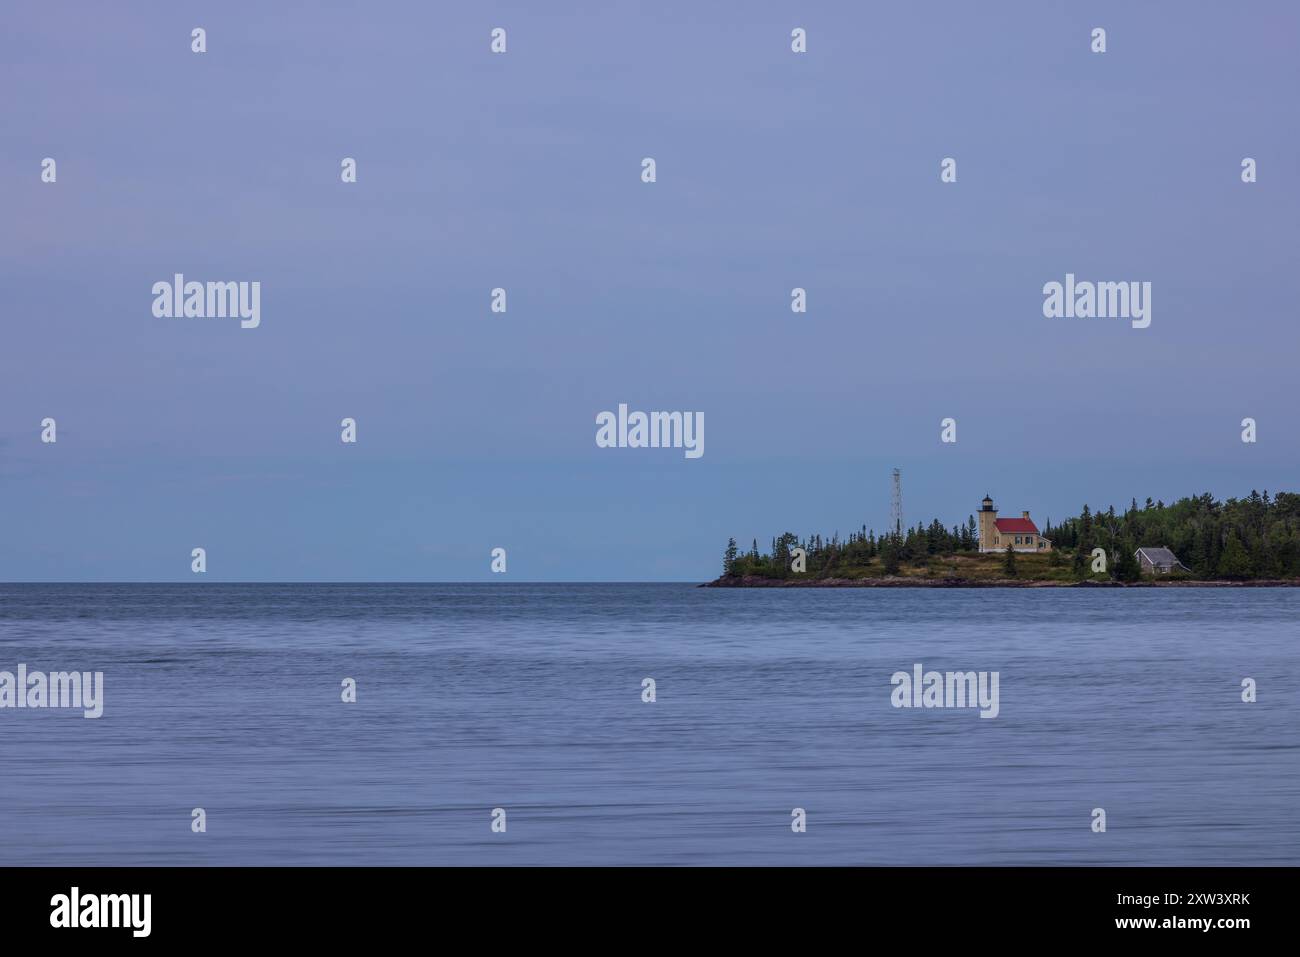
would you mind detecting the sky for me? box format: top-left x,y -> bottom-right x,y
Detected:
2,1 -> 1298,581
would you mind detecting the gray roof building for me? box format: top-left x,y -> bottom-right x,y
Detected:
1135,546 -> 1190,574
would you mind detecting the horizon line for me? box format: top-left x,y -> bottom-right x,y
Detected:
0,580 -> 705,586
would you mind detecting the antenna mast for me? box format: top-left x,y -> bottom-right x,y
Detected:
891,468 -> 903,539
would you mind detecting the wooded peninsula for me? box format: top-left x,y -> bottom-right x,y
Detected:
709,491 -> 1300,587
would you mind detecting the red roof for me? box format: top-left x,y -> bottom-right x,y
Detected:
995,517 -> 1039,534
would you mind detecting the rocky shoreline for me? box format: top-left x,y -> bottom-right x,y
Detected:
702,575 -> 1300,588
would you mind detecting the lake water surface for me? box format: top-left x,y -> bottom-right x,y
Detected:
1,584 -> 1296,865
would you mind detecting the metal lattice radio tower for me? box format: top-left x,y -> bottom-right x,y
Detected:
890,468 -> 903,539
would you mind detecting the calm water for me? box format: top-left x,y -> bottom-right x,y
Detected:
0,584 -> 1296,866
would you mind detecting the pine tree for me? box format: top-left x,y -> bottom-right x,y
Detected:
1003,543 -> 1017,577
724,537 -> 738,576
1113,542 -> 1141,582
1218,531 -> 1251,579
881,539 -> 901,575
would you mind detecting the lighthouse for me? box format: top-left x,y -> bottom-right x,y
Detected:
977,494 -> 1051,553
978,495 -> 998,552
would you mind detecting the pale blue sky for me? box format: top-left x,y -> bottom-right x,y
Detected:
2,1 -> 1297,580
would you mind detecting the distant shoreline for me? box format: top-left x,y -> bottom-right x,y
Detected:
702,576 -> 1300,588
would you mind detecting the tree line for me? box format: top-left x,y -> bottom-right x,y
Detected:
722,490 -> 1300,581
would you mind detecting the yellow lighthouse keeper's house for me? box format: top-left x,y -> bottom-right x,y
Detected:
977,495 -> 1052,553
